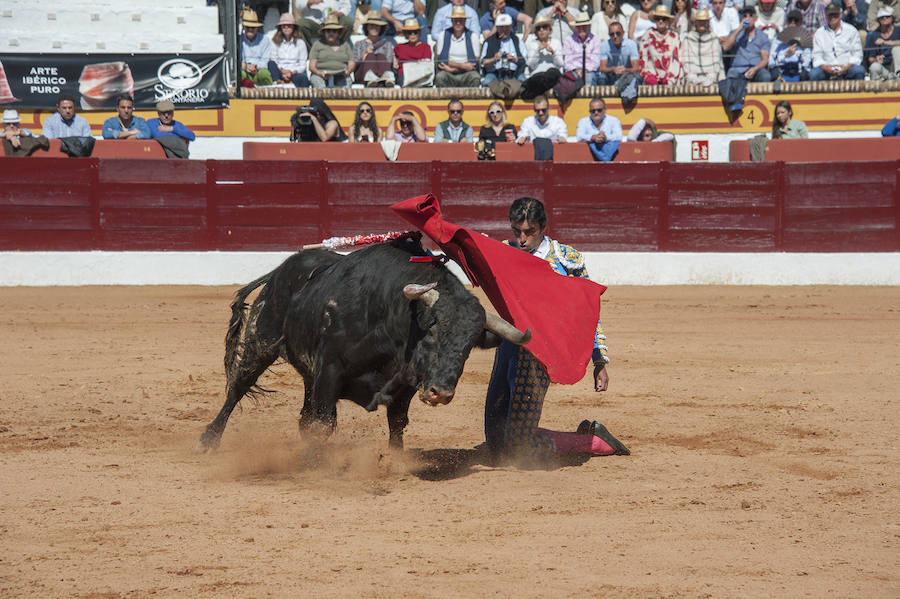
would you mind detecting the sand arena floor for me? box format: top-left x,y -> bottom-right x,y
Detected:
0,284 -> 898,598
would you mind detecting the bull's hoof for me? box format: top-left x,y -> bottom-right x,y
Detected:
195,429 -> 222,454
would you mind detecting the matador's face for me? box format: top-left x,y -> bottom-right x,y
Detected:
511,219 -> 545,253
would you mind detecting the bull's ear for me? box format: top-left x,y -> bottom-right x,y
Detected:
475,329 -> 503,349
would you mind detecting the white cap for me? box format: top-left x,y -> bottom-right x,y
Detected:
496,13 -> 513,26
877,6 -> 894,17
2,109 -> 20,124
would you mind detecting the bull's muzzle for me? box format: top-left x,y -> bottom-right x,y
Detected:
420,386 -> 455,406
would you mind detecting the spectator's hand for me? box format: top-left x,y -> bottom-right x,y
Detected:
744,66 -> 756,79
516,136 -> 527,145
158,124 -> 174,132
613,65 -> 625,75
592,132 -> 607,143
332,11 -> 345,17
494,51 -> 503,60
557,136 -> 567,143
876,54 -> 885,63
875,37 -> 885,46
593,363 -> 609,392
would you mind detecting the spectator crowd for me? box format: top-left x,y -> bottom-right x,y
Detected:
235,0 -> 899,90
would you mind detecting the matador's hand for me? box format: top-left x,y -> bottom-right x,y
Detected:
594,364 -> 609,392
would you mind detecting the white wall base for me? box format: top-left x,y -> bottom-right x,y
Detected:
2,251 -> 898,286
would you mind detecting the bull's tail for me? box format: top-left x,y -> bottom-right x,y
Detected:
224,271 -> 274,373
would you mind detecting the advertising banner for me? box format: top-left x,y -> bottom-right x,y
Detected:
0,54 -> 229,110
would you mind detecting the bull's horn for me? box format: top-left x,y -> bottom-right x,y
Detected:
403,282 -> 439,307
484,312 -> 531,345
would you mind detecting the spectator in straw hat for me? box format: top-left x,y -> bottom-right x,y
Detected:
393,19 -> 433,86
268,13 -> 310,87
308,14 -> 356,87
295,0 -> 354,48
681,8 -> 725,85
563,12 -> 602,85
240,8 -> 274,86
433,0 -> 482,38
381,0 -> 427,37
353,10 -> 396,86
865,6 -> 900,79
639,5 -> 684,85
435,5 -> 483,87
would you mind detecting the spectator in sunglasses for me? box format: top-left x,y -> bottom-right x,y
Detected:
516,95 -> 568,144
478,101 -> 518,143
348,101 -> 382,142
433,98 -> 474,143
598,21 -> 642,84
575,97 -> 622,162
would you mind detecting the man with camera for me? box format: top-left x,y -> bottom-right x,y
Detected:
290,98 -> 347,142
480,14 -> 527,87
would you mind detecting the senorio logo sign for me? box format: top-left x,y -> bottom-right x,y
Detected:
154,58 -> 209,103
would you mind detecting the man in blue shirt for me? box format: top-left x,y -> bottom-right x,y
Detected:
433,0 -> 480,37
723,6 -> 773,81
102,94 -> 151,140
42,93 -> 91,139
597,22 -> 641,86
148,101 -> 196,142
575,97 -> 622,162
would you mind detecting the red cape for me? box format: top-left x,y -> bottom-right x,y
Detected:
391,194 -> 606,385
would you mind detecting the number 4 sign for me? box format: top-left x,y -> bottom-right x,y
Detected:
691,140 -> 709,161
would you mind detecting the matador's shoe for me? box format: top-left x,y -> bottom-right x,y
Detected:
576,420 -> 631,456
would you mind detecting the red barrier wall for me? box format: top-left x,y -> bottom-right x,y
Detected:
729,137 -> 900,163
1,158 -> 898,252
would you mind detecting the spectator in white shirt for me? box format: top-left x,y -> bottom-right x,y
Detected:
268,13 -> 310,86
710,0 -> 741,44
435,5 -> 482,87
575,97 -> 622,161
810,1 -> 865,79
516,95 -> 569,144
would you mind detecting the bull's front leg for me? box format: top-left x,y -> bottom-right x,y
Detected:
364,370 -> 409,412
386,387 -> 416,449
298,362 -> 340,439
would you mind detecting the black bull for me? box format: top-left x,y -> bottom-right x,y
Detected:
198,238 -> 530,451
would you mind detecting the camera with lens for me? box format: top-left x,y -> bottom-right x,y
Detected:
290,105 -> 320,141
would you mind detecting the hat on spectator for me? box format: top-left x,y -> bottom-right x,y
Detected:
364,10 -> 387,26
825,2 -> 843,14
693,8 -> 710,20
877,6 -> 895,17
786,9 -> 802,22
321,13 -> 345,30
401,18 -> 421,31
450,5 -> 467,19
156,100 -> 175,112
241,8 -> 263,28
495,13 -> 513,26
650,5 -> 674,19
2,109 -> 20,124
574,11 -> 591,26
740,5 -> 756,16
277,13 -> 297,27
534,14 -> 553,28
